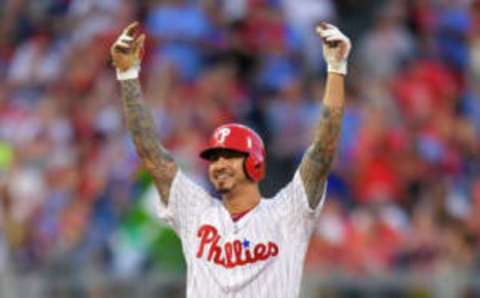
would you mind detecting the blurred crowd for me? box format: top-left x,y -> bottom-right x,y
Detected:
0,0 -> 479,282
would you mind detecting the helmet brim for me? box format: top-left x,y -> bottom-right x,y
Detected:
199,147 -> 248,160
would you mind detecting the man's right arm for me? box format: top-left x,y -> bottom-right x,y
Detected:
111,22 -> 177,205
120,78 -> 177,205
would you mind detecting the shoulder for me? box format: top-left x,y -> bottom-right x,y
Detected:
269,170 -> 327,215
276,170 -> 307,199
169,169 -> 216,208
172,170 -> 207,194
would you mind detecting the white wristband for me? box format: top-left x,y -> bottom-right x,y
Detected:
327,60 -> 347,75
116,64 -> 140,80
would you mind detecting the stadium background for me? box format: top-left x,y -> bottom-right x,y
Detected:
0,0 -> 479,297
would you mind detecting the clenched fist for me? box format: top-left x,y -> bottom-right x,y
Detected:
110,22 -> 146,80
316,22 -> 351,75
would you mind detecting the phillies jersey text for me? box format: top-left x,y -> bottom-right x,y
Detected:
155,170 -> 326,298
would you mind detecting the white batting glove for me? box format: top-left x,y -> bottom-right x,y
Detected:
316,23 -> 351,75
110,22 -> 146,80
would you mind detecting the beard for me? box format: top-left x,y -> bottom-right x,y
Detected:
216,187 -> 230,194
215,180 -> 232,194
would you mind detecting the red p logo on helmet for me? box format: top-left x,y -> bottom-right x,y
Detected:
200,123 -> 266,182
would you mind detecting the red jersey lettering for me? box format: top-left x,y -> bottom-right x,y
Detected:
196,225 -> 279,268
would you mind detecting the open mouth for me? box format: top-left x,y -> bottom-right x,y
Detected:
215,173 -> 233,183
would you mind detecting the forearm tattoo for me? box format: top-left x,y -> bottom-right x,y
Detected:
300,106 -> 343,209
120,79 -> 177,203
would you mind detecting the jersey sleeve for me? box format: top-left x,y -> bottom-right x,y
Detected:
154,170 -> 213,236
269,170 -> 327,239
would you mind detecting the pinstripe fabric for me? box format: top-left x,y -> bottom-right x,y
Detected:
155,170 -> 326,298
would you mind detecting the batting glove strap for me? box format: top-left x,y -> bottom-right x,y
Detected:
327,60 -> 347,75
116,64 -> 140,80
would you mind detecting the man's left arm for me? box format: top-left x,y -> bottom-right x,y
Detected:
300,23 -> 352,209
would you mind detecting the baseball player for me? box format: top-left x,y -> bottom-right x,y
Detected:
111,21 -> 351,298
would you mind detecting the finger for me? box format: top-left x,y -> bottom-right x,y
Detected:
316,22 -> 336,33
315,26 -> 326,35
113,43 -> 130,54
132,34 -> 146,57
324,40 -> 340,48
316,21 -> 329,31
120,34 -> 134,42
322,23 -> 337,30
316,31 -> 339,47
117,37 -> 134,47
326,24 -> 337,30
317,28 -> 337,39
325,34 -> 346,42
123,21 -> 139,37
115,40 -> 131,49
317,31 -> 338,46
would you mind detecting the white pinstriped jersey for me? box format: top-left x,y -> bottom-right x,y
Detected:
155,170 -> 326,298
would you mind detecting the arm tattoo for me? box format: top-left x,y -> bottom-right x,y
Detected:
120,79 -> 177,204
300,106 -> 343,209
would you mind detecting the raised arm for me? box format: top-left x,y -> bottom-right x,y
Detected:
111,22 -> 177,204
300,23 -> 352,209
